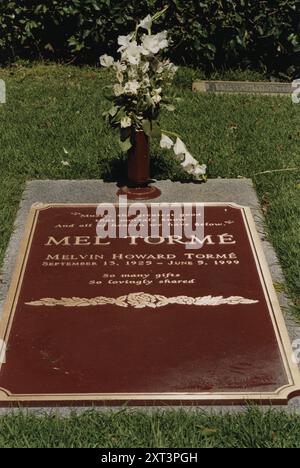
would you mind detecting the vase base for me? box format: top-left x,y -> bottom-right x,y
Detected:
117,185 -> 162,201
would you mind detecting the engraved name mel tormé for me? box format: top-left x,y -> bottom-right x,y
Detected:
44,233 -> 236,247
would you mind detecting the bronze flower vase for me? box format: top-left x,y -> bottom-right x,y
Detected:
117,130 -> 161,200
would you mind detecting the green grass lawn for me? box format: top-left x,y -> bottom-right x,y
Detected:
0,407 -> 300,448
0,63 -> 299,448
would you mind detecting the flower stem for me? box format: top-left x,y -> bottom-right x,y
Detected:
152,6 -> 169,23
161,129 -> 181,140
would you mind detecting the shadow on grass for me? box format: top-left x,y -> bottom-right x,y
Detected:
98,152 -> 204,186
99,152 -> 127,184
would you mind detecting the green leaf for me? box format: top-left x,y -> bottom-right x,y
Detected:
111,107 -> 125,125
150,121 -> 161,139
142,120 -> 161,139
142,119 -> 151,137
163,104 -> 176,112
119,137 -> 132,152
108,106 -> 118,117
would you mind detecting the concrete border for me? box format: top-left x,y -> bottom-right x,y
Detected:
0,179 -> 299,415
192,80 -> 292,95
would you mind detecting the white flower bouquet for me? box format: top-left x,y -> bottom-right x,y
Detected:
100,9 -> 207,181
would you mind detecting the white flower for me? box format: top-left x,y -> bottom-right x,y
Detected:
114,61 -> 127,72
183,156 -> 207,179
181,151 -> 199,168
142,62 -> 150,73
121,116 -> 132,128
156,62 -> 165,74
173,140 -> 207,179
122,42 -> 142,65
100,54 -> 114,68
118,33 -> 134,51
173,138 -> 187,156
114,84 -> 124,96
138,14 -> 152,33
152,87 -> 162,104
157,31 -> 169,48
160,134 -> 174,149
153,95 -> 161,104
193,164 -> 207,176
168,62 -> 178,75
116,70 -> 124,83
141,31 -> 168,55
124,80 -> 140,95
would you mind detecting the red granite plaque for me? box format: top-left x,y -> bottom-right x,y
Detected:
0,202 -> 299,406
